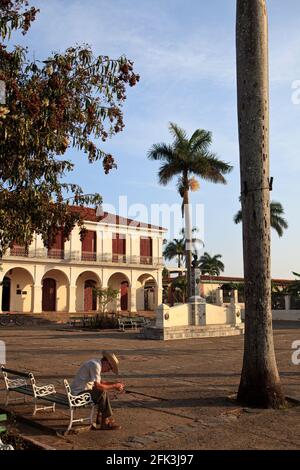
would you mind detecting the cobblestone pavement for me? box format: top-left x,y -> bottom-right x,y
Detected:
1,321 -> 300,450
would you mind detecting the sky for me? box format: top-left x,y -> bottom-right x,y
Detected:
10,0 -> 300,278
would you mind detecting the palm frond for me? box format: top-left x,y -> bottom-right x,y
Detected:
168,122 -> 187,144
158,161 -> 183,186
189,129 -> 212,154
147,143 -> 175,162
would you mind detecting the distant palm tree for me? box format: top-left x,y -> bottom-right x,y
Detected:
163,238 -> 185,268
148,122 -> 232,297
163,227 -> 204,268
198,252 -> 225,276
234,200 -> 288,237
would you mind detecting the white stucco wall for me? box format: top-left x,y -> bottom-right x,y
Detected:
205,304 -> 233,325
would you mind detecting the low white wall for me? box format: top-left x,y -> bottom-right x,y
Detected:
205,304 -> 232,325
272,310 -> 300,321
156,303 -> 190,328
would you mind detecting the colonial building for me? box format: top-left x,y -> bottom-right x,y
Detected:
0,207 -> 166,314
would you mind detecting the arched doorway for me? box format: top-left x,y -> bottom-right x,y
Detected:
42,278 -> 56,311
1,267 -> 33,312
1,277 -> 11,312
120,281 -> 129,311
136,274 -> 157,311
84,280 -> 97,311
107,272 -> 130,313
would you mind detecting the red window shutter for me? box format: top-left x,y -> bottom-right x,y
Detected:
112,234 -> 119,254
52,231 -> 64,250
82,231 -> 96,252
118,235 -> 126,255
140,237 -> 152,256
113,234 -> 126,254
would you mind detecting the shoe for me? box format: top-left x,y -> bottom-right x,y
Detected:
100,417 -> 121,430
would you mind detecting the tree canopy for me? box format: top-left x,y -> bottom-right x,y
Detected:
0,0 -> 139,254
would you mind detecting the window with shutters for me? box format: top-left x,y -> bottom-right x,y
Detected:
112,233 -> 126,263
48,230 -> 64,259
81,230 -> 97,261
140,237 -> 152,265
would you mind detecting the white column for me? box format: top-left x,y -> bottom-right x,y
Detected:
130,287 -> 137,313
156,287 -> 163,307
216,289 -> 223,306
33,285 -> 42,313
69,285 -> 76,313
285,295 -> 290,311
96,231 -> 103,261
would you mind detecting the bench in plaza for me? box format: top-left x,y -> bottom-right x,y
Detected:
117,317 -> 134,331
130,316 -> 151,328
117,316 -> 151,331
68,315 -> 96,328
1,367 -> 95,432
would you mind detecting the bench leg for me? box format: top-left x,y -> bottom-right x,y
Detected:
67,409 -> 74,432
5,390 -> 9,406
33,400 -> 56,416
89,405 -> 95,425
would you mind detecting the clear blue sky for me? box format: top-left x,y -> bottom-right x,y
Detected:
12,0 -> 300,278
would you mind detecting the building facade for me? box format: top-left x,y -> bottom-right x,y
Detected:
0,207 -> 166,314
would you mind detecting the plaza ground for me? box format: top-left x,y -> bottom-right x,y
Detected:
1,321 -> 300,450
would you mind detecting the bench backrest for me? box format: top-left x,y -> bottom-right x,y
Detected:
63,379 -> 94,408
1,366 -> 29,390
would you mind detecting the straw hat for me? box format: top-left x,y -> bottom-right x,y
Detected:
102,351 -> 119,375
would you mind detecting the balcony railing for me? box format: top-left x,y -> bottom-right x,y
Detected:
47,249 -> 64,259
10,247 -> 29,257
140,256 -> 153,265
4,249 -> 163,267
112,253 -> 126,263
81,251 -> 97,261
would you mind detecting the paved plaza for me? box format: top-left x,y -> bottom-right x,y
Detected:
1,322 -> 300,450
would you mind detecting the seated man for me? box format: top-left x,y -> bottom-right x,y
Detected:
71,350 -> 125,430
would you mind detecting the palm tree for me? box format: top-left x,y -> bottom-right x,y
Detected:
148,123 -> 232,298
234,200 -> 288,237
163,238 -> 185,268
198,252 -> 225,276
163,227 -> 204,268
236,0 -> 285,407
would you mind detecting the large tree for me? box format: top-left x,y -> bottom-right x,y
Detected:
236,0 -> 285,407
148,123 -> 232,297
234,200 -> 288,237
0,0 -> 139,254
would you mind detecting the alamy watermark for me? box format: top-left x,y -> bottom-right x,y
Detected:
291,80 -> 300,105
102,196 -> 205,250
0,340 -> 6,364
291,340 -> 300,365
0,80 -> 5,105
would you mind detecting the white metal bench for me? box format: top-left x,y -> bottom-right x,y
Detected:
1,367 -> 95,432
117,317 -> 134,331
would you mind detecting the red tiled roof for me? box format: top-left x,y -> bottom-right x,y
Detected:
173,274 -> 295,284
200,275 -> 295,284
68,205 -> 166,231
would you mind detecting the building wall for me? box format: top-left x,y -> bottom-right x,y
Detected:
0,218 -> 165,314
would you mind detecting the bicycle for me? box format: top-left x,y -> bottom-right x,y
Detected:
0,314 -> 34,327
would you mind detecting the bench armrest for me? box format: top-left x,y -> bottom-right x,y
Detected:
34,384 -> 56,397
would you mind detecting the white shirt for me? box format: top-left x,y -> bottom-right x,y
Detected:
71,358 -> 102,395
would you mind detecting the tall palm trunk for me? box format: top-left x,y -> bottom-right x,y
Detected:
236,0 -> 285,407
183,188 -> 192,298
178,255 -> 181,268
